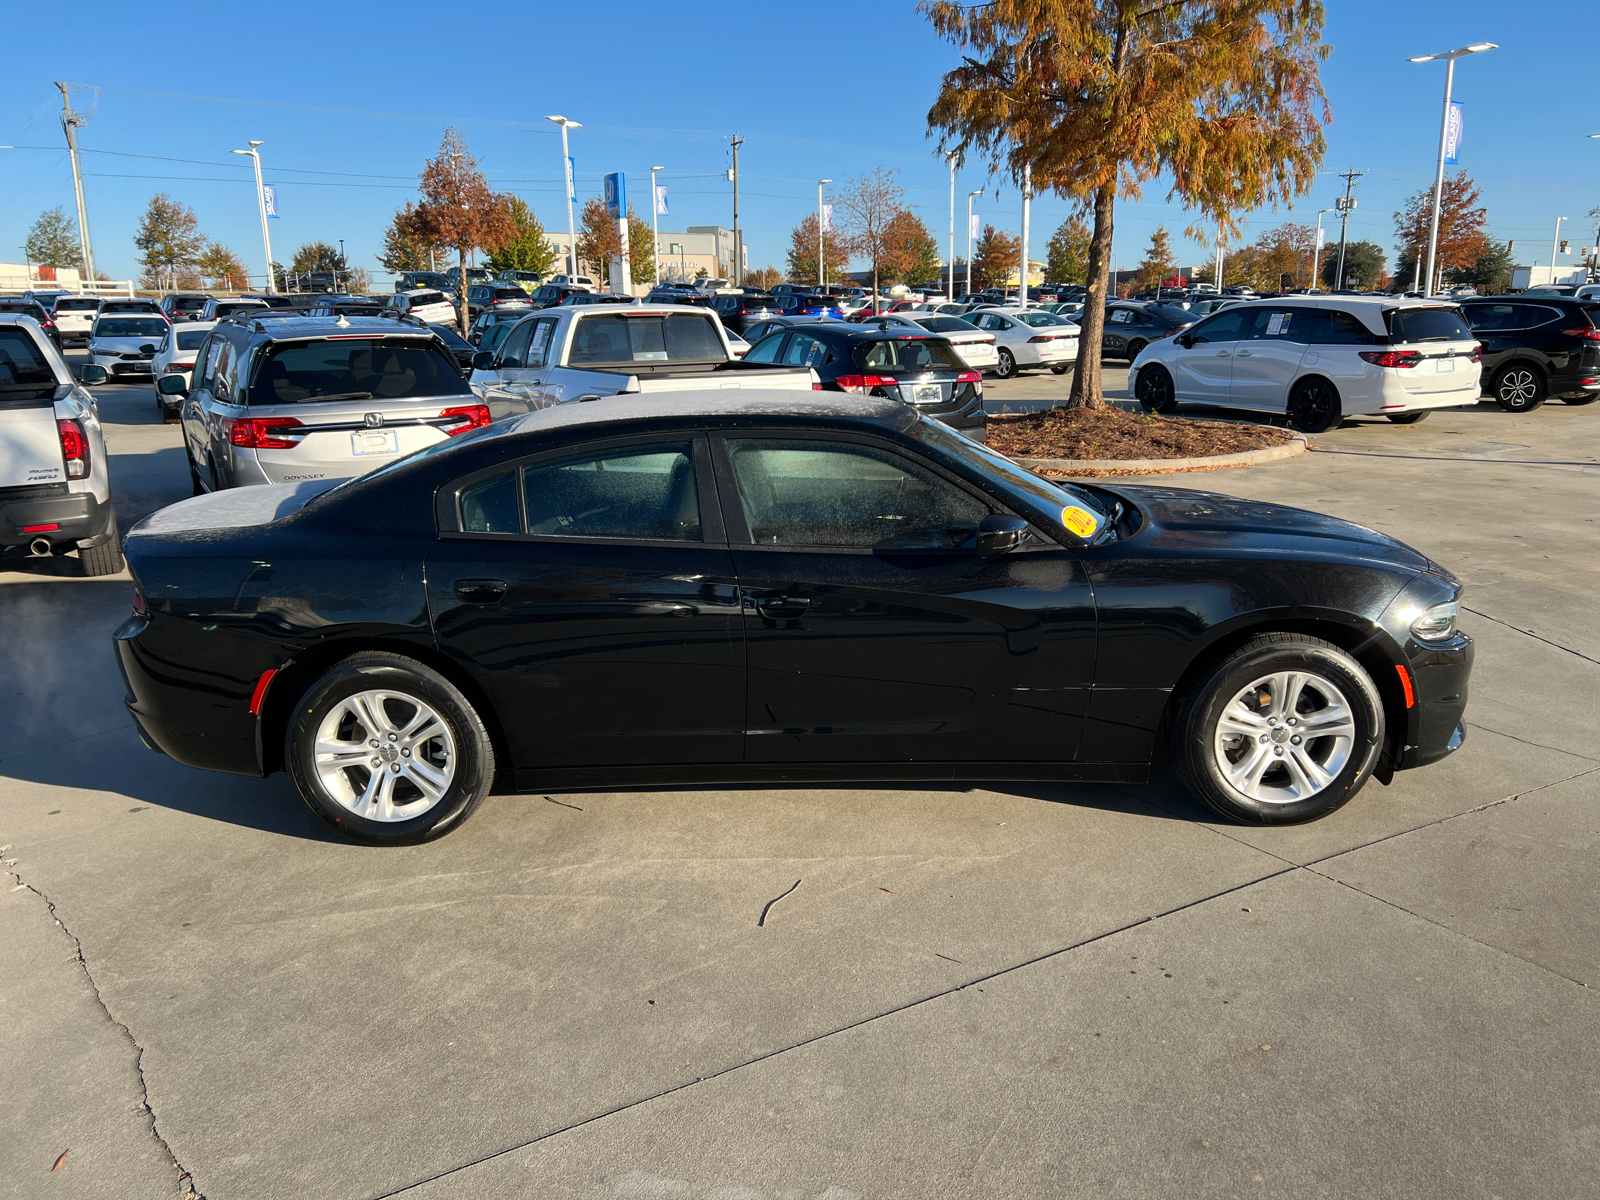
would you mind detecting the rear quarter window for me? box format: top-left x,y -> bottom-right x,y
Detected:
1388,307 -> 1474,343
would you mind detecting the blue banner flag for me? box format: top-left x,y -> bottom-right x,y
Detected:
262,184 -> 280,218
1443,102 -> 1464,165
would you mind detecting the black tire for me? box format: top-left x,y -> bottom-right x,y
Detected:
1125,338 -> 1148,361
285,652 -> 494,845
77,513 -> 124,577
1386,410 -> 1431,424
995,347 -> 1018,379
1288,378 -> 1342,433
185,443 -> 205,496
1492,364 -> 1545,412
1136,364 -> 1180,414
1173,633 -> 1384,825
1560,392 -> 1599,406
1051,364 -> 1071,375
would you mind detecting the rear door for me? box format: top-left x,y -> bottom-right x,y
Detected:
1461,302 -> 1520,381
1229,306 -> 1311,410
427,435 -> 745,772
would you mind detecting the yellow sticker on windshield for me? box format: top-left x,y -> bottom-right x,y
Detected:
1061,506 -> 1099,537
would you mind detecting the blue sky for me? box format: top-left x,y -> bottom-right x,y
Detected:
2,1 -> 1595,287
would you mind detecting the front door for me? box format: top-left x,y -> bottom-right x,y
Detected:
1170,306 -> 1249,402
1229,306 -> 1310,410
427,436 -> 745,770
716,434 -> 1095,765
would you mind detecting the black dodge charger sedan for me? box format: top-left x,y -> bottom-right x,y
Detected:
114,394 -> 1471,844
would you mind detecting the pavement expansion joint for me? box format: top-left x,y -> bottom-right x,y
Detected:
5,866 -> 204,1199
370,865 -> 1300,1198
1465,720 -> 1600,763
1462,605 -> 1600,669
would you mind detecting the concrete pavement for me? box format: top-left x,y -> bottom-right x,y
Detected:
1,362 -> 1594,1199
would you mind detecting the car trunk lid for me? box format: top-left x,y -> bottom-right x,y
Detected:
0,397 -> 66,487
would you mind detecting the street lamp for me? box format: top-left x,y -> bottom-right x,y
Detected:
1408,42 -> 1496,296
966,189 -> 982,297
817,179 -> 831,288
1311,208 -> 1335,290
946,152 -> 958,302
545,116 -> 581,279
230,141 -> 275,294
649,166 -> 665,287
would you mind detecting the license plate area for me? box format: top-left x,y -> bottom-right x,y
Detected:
351,430 -> 400,456
1437,356 -> 1455,373
912,383 -> 943,404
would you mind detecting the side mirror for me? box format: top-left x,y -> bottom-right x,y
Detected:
1177,333 -> 1194,349
78,364 -> 108,386
157,373 -> 188,396
976,514 -> 1031,559
472,351 -> 497,371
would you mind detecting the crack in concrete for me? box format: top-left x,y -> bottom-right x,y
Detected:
1462,605 -> 1600,668
5,867 -> 203,1199
1465,721 -> 1600,762
370,865 -> 1300,1198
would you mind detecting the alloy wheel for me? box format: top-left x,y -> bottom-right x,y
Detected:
1497,369 -> 1539,407
313,689 -> 457,822
1211,670 -> 1355,804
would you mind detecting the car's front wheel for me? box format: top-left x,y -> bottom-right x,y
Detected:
1174,633 -> 1384,824
1136,364 -> 1180,413
285,653 -> 494,844
1493,364 -> 1546,412
1288,378 -> 1342,433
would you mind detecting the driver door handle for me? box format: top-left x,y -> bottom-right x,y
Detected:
1215,350 -> 1231,357
454,579 -> 506,603
745,593 -> 811,619
1236,349 -> 1254,357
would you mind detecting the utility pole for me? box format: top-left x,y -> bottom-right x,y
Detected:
1018,163 -> 1031,305
946,152 -> 957,302
1334,169 -> 1365,291
730,133 -> 744,286
55,83 -> 95,286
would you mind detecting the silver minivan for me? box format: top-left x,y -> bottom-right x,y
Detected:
164,315 -> 490,493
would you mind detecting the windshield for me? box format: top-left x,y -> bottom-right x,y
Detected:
906,415 -> 1108,538
1388,306 -> 1474,343
176,330 -> 209,351
0,328 -> 57,387
568,313 -> 723,364
248,337 -> 470,405
95,318 -> 168,338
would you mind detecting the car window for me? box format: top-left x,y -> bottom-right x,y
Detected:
176,330 -> 209,352
1307,309 -> 1378,345
781,332 -> 829,367
853,339 -> 966,371
1187,309 -> 1249,343
458,471 -> 520,534
213,341 -> 239,402
568,313 -> 722,364
249,338 -> 470,404
1244,307 -> 1308,343
95,317 -> 168,338
1108,309 -> 1132,324
524,319 -> 556,368
496,321 -> 534,368
1520,305 -> 1564,328
727,439 -> 987,550
744,334 -> 785,364
0,327 -> 56,386
1463,304 -> 1518,333
194,337 -> 223,392
1388,307 -> 1474,344
521,443 -> 700,541
1128,309 -> 1156,326
1016,312 -> 1069,327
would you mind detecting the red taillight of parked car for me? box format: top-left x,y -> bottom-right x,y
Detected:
57,418 -> 90,478
225,416 -> 304,449
439,404 -> 492,435
1470,344 -> 1483,363
1560,327 -> 1600,341
1358,350 -> 1423,369
1027,335 -> 1061,343
173,362 -> 195,370
955,370 -> 982,384
834,374 -> 899,394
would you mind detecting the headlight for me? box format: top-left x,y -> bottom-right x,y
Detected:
1410,601 -> 1458,642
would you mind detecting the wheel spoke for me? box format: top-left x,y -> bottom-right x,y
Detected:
1218,701 -> 1268,739
349,693 -> 389,741
404,758 -> 448,800
1297,703 -> 1355,740
1284,745 -> 1334,796
1224,741 -> 1274,797
354,764 -> 384,816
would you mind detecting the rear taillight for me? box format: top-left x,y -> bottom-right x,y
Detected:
956,370 -> 981,383
173,362 -> 195,370
1358,350 -> 1423,368
1470,344 -> 1482,363
58,419 -> 89,478
834,374 -> 899,394
224,416 -> 304,448
439,404 -> 492,435
1027,335 -> 1056,343
1561,327 -> 1600,341
132,583 -> 148,616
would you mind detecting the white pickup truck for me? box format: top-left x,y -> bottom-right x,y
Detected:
467,302 -> 815,415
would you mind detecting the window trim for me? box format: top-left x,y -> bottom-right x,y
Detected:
706,428 -> 1021,555
436,432 -> 725,546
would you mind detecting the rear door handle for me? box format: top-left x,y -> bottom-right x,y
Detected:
454,578 -> 506,603
1216,350 -> 1231,357
1236,349 -> 1253,357
746,593 -> 811,619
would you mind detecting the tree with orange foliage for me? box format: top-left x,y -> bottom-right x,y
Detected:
1394,173 -> 1487,293
409,129 -> 516,333
923,0 -> 1330,409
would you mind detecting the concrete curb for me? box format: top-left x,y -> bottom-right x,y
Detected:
1010,434 -> 1309,474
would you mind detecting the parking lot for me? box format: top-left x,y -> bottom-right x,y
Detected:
4,361 -> 1597,1199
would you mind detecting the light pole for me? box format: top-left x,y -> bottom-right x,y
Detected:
546,116 -> 581,279
966,189 -> 982,296
1409,42 -> 1495,297
1550,215 -> 1567,285
1018,164 -> 1031,305
231,141 -> 275,294
816,179 -> 831,288
650,166 -> 665,287
946,152 -> 958,302
1311,208 -> 1335,291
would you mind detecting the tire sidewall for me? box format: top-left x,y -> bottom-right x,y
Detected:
1289,379 -> 1340,433
1137,364 -> 1174,412
1178,640 -> 1383,824
997,348 -> 1016,378
1126,339 -> 1147,361
286,660 -> 491,844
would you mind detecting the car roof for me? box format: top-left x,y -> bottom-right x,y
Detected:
498,391 -> 910,440
213,315 -> 441,345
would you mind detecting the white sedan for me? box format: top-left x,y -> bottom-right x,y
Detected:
875,313 -> 1000,371
152,320 -> 217,422
967,308 -> 1081,377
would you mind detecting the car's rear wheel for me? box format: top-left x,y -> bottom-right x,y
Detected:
1125,338 -> 1148,361
1051,364 -> 1071,375
1386,410 -> 1430,424
1174,633 -> 1383,825
1136,364 -> 1180,413
995,347 -> 1018,379
1288,378 -> 1342,433
1493,364 -> 1546,412
286,653 -> 493,844
77,513 -> 124,577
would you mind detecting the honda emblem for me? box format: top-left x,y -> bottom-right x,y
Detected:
364,413 -> 384,428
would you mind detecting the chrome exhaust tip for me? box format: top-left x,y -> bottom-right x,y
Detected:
28,537 -> 54,557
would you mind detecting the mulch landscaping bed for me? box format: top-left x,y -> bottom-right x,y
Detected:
986,405 -> 1294,464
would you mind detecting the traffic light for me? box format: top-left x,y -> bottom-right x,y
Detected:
1560,240 -> 1570,254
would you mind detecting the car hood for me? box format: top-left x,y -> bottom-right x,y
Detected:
1104,484 -> 1432,573
130,481 -> 340,537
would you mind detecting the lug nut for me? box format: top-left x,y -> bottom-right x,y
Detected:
1274,747 -> 1284,756
1260,734 -> 1269,743
401,748 -> 411,757
1291,736 -> 1302,745
369,739 -> 378,748
391,763 -> 400,773
1287,718 -> 1297,726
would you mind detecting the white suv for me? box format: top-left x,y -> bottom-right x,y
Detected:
1130,296 -> 1482,431
386,288 -> 457,324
